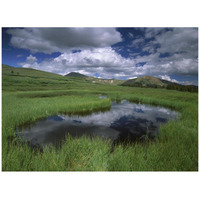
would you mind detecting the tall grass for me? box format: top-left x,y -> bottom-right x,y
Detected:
2,87 -> 198,171
2,92 -> 111,171
31,135 -> 111,171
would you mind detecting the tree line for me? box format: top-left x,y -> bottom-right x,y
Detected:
166,84 -> 198,93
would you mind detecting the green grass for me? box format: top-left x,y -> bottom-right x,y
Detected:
2,65 -> 198,171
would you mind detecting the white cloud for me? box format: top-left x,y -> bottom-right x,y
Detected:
132,28 -> 198,77
26,55 -> 37,63
21,47 -> 137,78
133,53 -> 198,76
145,28 -> 165,38
21,39 -> 198,81
128,77 -> 137,79
9,28 -> 198,82
7,28 -> 122,54
155,28 -> 198,58
158,75 -> 179,83
131,38 -> 145,47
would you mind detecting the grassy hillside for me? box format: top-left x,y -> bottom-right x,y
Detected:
3,64 -> 62,78
121,75 -> 198,92
122,76 -> 172,87
1,64 -> 198,171
2,64 -> 95,91
2,65 -> 124,91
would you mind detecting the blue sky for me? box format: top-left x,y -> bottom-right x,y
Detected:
2,27 -> 198,85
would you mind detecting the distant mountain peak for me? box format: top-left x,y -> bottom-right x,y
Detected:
65,72 -> 87,78
121,75 -> 172,88
121,75 -> 198,92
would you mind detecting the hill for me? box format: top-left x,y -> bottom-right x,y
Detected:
2,64 -> 123,91
3,65 -> 196,92
65,71 -> 124,85
2,64 -> 91,91
121,75 -> 198,92
121,76 -> 171,88
2,64 -> 63,79
65,72 -> 87,78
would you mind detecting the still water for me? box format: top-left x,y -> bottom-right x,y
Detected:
17,100 -> 179,148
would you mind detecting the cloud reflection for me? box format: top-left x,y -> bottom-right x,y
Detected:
18,101 -> 179,147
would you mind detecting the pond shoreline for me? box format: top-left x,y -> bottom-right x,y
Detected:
16,100 -> 179,149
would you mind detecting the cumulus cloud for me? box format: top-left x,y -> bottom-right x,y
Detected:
133,53 -> 198,76
155,28 -> 198,58
21,47 -> 138,79
7,28 -> 122,54
7,27 -> 198,83
158,75 -> 179,83
128,77 -> 137,79
144,28 -> 166,39
133,28 -> 198,77
26,55 -> 37,63
131,38 -> 145,48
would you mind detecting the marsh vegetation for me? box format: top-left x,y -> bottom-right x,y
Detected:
2,65 -> 198,171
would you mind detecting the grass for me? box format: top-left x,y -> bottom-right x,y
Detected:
2,65 -> 198,171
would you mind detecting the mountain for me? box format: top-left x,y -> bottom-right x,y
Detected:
65,71 -> 124,85
121,75 -> 198,92
65,72 -> 87,78
121,76 -> 171,88
2,65 -> 197,92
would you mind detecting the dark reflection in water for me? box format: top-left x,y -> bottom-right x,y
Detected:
17,100 -> 179,148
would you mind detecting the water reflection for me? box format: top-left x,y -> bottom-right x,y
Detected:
17,100 -> 179,148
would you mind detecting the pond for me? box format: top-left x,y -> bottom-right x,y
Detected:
16,100 -> 179,148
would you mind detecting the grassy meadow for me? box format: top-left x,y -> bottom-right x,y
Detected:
2,65 -> 198,171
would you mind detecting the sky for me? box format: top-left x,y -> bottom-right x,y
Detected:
2,27 -> 198,85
